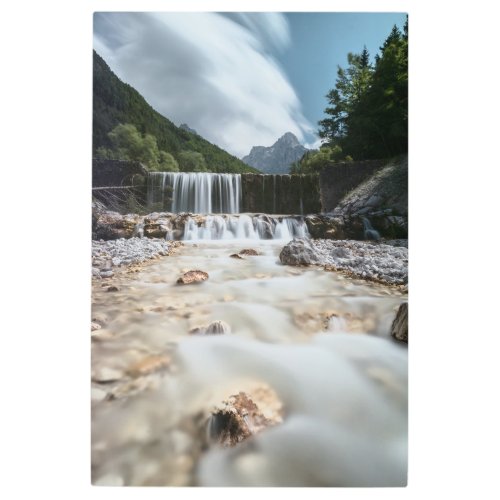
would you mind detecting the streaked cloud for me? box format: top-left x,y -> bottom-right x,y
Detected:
94,12 -> 316,157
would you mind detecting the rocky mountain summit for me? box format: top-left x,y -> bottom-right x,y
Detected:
242,132 -> 308,174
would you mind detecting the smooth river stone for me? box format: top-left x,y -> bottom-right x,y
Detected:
92,367 -> 124,383
176,270 -> 209,285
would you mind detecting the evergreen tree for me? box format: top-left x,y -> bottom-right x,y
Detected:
318,20 -> 408,160
318,51 -> 373,149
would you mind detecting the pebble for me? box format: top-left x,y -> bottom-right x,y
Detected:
91,322 -> 101,331
94,474 -> 124,487
92,367 -> 124,383
91,387 -> 107,402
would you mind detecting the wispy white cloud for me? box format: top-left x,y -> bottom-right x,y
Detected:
94,12 -> 316,157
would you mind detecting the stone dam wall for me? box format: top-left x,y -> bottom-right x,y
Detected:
319,160 -> 386,213
92,159 -> 389,215
92,159 -> 148,187
240,173 -> 321,214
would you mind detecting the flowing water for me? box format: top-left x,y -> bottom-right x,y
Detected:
91,240 -> 408,487
181,214 -> 309,241
147,172 -> 241,213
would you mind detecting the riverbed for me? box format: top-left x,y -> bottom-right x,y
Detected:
91,240 -> 408,487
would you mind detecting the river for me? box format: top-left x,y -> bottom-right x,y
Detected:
91,239 -> 408,486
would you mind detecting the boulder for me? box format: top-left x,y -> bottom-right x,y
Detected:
279,239 -> 321,266
94,211 -> 142,240
391,302 -> 408,343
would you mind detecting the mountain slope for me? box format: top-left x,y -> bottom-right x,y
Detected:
242,132 -> 308,174
93,51 -> 258,173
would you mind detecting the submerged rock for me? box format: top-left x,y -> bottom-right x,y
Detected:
126,354 -> 171,378
177,270 -> 209,285
93,474 -> 124,487
279,238 -> 321,266
391,302 -> 408,343
91,387 -> 107,403
190,320 -> 231,336
92,367 -> 124,383
239,249 -> 259,256
207,392 -> 276,447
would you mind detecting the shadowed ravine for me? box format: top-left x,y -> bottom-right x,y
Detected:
91,240 -> 408,487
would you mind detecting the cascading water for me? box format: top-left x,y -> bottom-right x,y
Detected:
147,172 -> 313,241
362,217 -> 381,240
148,172 -> 241,214
182,214 -> 310,241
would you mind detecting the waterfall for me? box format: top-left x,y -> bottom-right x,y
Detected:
147,172 -> 241,214
362,217 -> 381,240
182,214 -> 310,241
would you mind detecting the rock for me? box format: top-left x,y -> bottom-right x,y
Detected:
94,211 -> 142,240
100,270 -> 114,278
279,239 -> 321,266
391,302 -> 408,343
230,253 -> 244,259
126,354 -> 171,377
239,248 -> 259,256
93,474 -> 124,487
92,367 -> 124,383
190,320 -> 231,335
365,194 -> 383,207
91,387 -> 107,402
176,270 -> 209,285
207,392 -> 276,447
107,286 -> 119,292
91,322 -> 102,332
305,215 -> 348,240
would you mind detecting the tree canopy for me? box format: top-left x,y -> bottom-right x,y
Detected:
318,17 -> 408,160
96,123 -> 180,172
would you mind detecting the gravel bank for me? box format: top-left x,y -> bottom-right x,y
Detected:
280,238 -> 408,286
92,237 -> 173,278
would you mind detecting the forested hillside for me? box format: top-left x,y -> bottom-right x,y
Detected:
93,51 -> 258,173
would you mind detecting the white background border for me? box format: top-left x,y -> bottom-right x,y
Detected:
2,0 -> 499,498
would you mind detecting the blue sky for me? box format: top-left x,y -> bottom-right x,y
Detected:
94,12 -> 407,157
282,13 -> 407,134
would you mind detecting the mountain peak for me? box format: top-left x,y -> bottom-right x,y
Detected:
242,132 -> 308,174
277,132 -> 300,146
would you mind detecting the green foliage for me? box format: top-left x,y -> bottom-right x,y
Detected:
102,123 -> 169,171
318,18 -> 408,160
289,146 -> 353,173
93,51 -> 258,173
178,151 -> 208,172
158,151 -> 179,172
